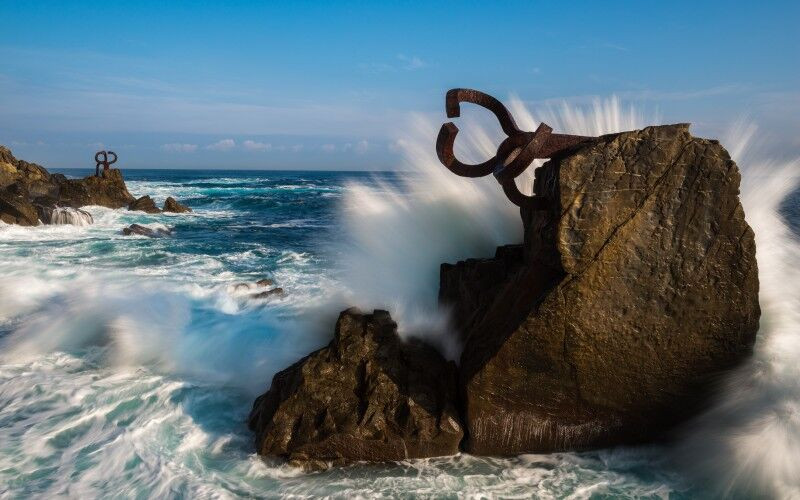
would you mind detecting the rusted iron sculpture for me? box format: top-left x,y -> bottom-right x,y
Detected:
95,150 -> 117,177
436,89 -> 594,208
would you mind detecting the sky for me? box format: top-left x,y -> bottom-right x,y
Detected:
0,0 -> 798,170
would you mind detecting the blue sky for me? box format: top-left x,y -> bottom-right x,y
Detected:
1,0 -> 798,169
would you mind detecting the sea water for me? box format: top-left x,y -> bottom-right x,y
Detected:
0,102 -> 798,498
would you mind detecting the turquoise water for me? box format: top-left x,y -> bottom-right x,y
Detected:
0,167 -> 797,498
0,169 -> 689,498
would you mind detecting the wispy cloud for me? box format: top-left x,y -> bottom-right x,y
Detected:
354,139 -> 369,154
321,143 -> 336,152
161,143 -> 198,153
206,139 -> 236,151
242,140 -> 271,151
397,54 -> 427,70
359,54 -> 430,73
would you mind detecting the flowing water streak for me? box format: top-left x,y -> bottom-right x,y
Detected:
674,122 -> 800,497
0,99 -> 796,497
48,207 -> 95,226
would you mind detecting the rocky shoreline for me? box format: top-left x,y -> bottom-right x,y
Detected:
248,124 -> 760,468
0,145 -> 192,226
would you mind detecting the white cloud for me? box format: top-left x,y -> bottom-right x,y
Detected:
397,54 -> 427,70
321,143 -> 336,152
206,139 -> 236,151
161,143 -> 198,153
359,54 -> 430,73
354,139 -> 369,154
291,144 -> 304,152
243,140 -> 271,151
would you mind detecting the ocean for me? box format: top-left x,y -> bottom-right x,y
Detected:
1,102 -> 798,498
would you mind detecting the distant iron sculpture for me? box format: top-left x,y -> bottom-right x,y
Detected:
95,150 -> 117,177
436,88 -> 594,208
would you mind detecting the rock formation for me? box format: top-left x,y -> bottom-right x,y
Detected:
251,287 -> 285,300
122,223 -> 172,237
0,145 -> 136,225
128,195 -> 161,214
245,124 -> 758,466
441,124 -> 760,455
163,196 -> 192,213
55,168 -> 135,209
248,308 -> 463,470
0,184 -> 39,226
0,145 -> 190,226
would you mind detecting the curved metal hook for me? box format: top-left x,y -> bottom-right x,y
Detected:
445,88 -> 522,136
436,123 -> 496,177
106,151 -> 117,165
435,88 -> 595,209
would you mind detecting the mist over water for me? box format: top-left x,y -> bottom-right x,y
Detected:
0,97 -> 797,498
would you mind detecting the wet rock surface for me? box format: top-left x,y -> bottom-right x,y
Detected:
122,223 -> 172,237
163,196 -> 192,213
248,308 -> 463,469
55,168 -> 135,209
128,195 -> 162,214
0,145 -> 189,225
442,124 -> 760,455
251,287 -> 285,300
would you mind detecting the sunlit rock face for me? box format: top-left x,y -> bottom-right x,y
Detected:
442,124 -> 760,455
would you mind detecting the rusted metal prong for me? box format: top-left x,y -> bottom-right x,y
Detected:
445,88 -> 522,137
436,88 -> 596,209
436,122 -> 496,177
501,178 -> 548,210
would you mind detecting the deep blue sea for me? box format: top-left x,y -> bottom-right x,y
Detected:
0,164 -> 797,498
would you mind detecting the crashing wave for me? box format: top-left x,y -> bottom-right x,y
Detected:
42,206 -> 94,226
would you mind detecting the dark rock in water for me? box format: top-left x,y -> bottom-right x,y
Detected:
122,223 -> 171,237
256,278 -> 274,287
163,196 -> 192,213
251,287 -> 285,299
0,184 -> 39,226
129,195 -> 162,214
441,124 -> 760,455
248,308 -> 464,469
54,169 -> 135,209
1,145 -> 135,215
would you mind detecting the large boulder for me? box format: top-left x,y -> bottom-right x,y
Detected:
56,169 -> 136,209
248,308 -> 463,469
441,124 -> 760,455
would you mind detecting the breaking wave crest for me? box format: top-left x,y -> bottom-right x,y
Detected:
0,96 -> 797,497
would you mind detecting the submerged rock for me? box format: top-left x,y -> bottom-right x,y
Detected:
122,223 -> 171,237
441,124 -> 760,455
251,287 -> 285,300
248,308 -> 463,469
128,195 -> 162,214
163,196 -> 192,213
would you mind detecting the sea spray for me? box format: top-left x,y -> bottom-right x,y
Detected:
673,122 -> 800,497
336,96 -> 649,358
0,104 -> 796,497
